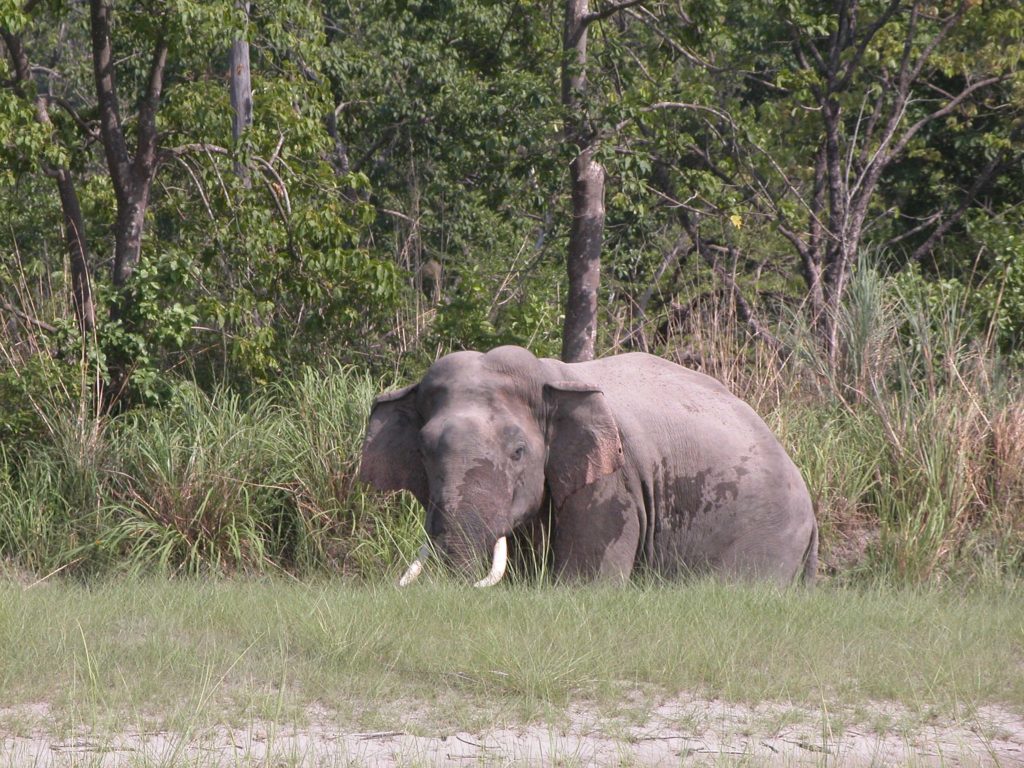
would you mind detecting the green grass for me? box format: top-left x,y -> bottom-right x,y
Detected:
0,266 -> 1022,586
0,366 -> 424,579
1,577 -> 1020,734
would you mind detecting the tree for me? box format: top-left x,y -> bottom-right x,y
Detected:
229,1 -> 252,185
1,9 -> 94,336
618,0 -> 1023,364
560,0 -> 644,363
779,0 -> 1017,363
1,0 -> 398,402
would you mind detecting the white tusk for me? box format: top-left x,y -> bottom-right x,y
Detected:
398,544 -> 431,587
473,536 -> 508,588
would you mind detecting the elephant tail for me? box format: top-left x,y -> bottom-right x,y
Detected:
801,517 -> 819,584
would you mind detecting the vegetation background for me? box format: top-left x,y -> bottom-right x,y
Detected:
1,0 -> 1022,585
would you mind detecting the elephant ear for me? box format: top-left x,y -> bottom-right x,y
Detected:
359,384 -> 428,507
543,381 -> 624,509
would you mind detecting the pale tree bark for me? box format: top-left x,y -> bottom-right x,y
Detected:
230,2 -> 252,185
1,27 -> 95,336
561,0 -> 603,363
560,0 -> 644,362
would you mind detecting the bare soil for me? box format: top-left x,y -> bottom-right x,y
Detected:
3,696 -> 1022,766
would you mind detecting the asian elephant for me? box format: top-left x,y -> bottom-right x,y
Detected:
359,345 -> 817,586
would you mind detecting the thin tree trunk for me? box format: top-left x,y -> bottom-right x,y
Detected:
802,143 -> 827,339
2,29 -> 95,336
561,0 -> 604,363
563,146 -> 605,361
54,169 -> 96,333
230,2 -> 252,185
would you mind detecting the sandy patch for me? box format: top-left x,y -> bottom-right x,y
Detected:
2,697 -> 1022,766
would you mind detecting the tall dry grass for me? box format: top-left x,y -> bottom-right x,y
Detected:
627,263 -> 1024,583
0,257 -> 1021,583
0,368 -> 422,578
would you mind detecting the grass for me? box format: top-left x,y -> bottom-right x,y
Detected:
0,263 -> 1022,589
0,366 -> 425,579
1,577 -> 1021,731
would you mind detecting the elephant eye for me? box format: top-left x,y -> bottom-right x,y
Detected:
511,445 -> 526,461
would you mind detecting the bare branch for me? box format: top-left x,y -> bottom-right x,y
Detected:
880,211 -> 941,249
135,34 -> 168,174
789,21 -> 827,77
0,298 -> 58,333
835,0 -> 904,92
171,155 -> 216,221
777,224 -> 810,261
582,0 -> 646,26
255,156 -> 291,216
907,0 -> 968,86
895,2 -> 919,92
45,95 -> 99,139
892,74 -> 1009,159
644,101 -> 733,123
159,143 -> 230,160
910,148 -> 1008,262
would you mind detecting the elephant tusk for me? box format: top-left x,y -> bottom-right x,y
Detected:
473,536 -> 508,588
398,544 -> 431,587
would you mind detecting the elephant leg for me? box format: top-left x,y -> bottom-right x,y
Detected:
716,508 -> 817,586
553,474 -> 640,582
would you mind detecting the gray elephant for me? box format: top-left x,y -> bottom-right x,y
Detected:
359,345 -> 817,586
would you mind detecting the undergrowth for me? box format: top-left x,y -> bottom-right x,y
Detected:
0,266 -> 1021,584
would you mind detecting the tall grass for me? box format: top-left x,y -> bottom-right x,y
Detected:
639,262 -> 1024,584
0,263 -> 1021,583
0,367 -> 422,578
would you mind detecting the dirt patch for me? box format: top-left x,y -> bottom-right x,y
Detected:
2,697 -> 1022,766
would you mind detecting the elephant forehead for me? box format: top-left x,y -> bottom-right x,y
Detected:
421,412 -> 488,446
419,375 -> 534,417
420,348 -> 543,407
421,408 -> 530,450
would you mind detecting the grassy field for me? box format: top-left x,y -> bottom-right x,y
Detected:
1,577 -> 1021,732
1,269 -> 1023,764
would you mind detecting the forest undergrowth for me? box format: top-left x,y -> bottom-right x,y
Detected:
1,266 -> 1021,587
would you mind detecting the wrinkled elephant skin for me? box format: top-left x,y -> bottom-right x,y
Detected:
359,346 -> 817,585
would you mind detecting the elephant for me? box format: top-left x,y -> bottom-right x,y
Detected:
359,345 -> 818,586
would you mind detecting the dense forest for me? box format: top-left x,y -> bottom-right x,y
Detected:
1,1 -> 1022,582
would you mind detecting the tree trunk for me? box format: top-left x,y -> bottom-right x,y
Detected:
91,0 -> 167,292
801,143 -> 827,341
561,0 -> 605,363
230,2 -> 252,185
89,0 -> 168,404
54,169 -> 96,334
2,29 -> 95,336
563,146 -> 605,361
112,189 -> 152,287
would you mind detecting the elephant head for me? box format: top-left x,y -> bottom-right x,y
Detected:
359,346 -> 624,586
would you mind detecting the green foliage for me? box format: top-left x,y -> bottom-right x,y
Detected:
775,265 -> 1024,584
0,366 -> 418,577
0,0 -> 1022,583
